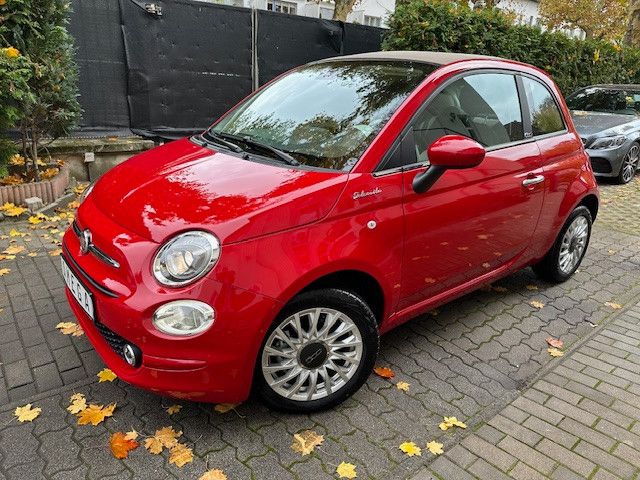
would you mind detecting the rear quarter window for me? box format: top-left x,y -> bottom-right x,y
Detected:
522,77 -> 565,136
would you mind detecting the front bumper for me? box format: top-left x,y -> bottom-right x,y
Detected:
62,203 -> 281,403
585,142 -> 629,177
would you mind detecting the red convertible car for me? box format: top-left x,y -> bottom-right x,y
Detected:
62,51 -> 598,412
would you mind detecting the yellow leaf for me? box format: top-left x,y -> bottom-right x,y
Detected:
199,469 -> 228,480
67,393 -> 87,414
49,248 -> 62,257
9,229 -> 26,237
0,268 -> 10,276
605,302 -> 622,310
291,430 -> 324,456
526,284 -> 539,291
56,322 -> 84,336
441,416 -> 467,429
3,245 -> 25,255
3,205 -> 27,217
336,462 -> 357,479
214,403 -> 239,413
166,404 -> 182,415
530,300 -> 545,309
124,430 -> 139,441
373,366 -> 395,379
426,440 -> 444,455
28,216 -> 43,225
77,403 -> 116,426
396,381 -> 410,392
144,426 -> 182,454
27,252 -> 37,257
110,431 -> 139,459
399,441 -> 421,457
548,347 -> 564,357
97,368 -> 117,382
15,404 -> 41,422
169,443 -> 194,467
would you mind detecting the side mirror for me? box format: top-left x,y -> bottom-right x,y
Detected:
412,135 -> 486,194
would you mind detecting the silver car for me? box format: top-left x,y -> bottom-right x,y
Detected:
567,85 -> 640,184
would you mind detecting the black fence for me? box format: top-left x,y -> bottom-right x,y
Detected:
68,0 -> 386,139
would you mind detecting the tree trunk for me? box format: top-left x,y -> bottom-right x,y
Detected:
625,0 -> 640,45
333,0 -> 357,22
29,124 -> 40,182
20,121 -> 28,159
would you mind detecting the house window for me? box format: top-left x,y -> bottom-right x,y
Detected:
320,7 -> 333,19
364,15 -> 381,27
267,0 -> 297,14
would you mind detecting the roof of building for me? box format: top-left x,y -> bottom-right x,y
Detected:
331,50 -> 503,65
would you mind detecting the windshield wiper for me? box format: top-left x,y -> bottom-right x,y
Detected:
217,132 -> 300,166
201,131 -> 244,153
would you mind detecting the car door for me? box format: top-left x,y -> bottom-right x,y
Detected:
395,71 -> 546,312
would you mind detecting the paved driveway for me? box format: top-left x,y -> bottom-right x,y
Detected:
0,178 -> 639,479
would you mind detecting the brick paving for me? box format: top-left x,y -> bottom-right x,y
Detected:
0,177 -> 638,479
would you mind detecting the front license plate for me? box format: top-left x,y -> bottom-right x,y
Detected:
61,257 -> 95,320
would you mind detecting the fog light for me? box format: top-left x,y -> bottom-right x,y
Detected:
153,300 -> 215,336
123,344 -> 141,367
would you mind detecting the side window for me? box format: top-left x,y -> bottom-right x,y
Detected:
411,73 -> 524,163
521,77 -> 565,136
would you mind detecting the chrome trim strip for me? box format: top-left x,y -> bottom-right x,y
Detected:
72,221 -> 120,269
62,245 -> 119,298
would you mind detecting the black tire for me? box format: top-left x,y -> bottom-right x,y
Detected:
532,206 -> 592,283
254,288 -> 379,413
617,142 -> 639,184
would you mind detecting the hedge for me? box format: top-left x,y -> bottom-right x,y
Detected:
383,1 -> 640,96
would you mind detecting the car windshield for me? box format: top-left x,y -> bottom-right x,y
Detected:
566,87 -> 640,116
209,61 -> 436,171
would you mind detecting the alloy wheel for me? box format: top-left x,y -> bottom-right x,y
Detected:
558,215 -> 589,274
621,144 -> 639,183
261,307 -> 363,402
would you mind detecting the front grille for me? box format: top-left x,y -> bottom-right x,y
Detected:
94,319 -> 134,361
72,221 -> 120,268
589,156 -> 613,173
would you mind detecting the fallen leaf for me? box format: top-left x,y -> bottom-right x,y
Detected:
77,403 -> 116,426
607,249 -> 616,255
482,262 -> 491,269
97,368 -> 117,382
144,426 -> 182,454
49,249 -> 62,256
604,302 -> 622,310
9,229 -> 26,237
199,470 -> 228,480
439,416 -> 467,431
27,252 -> 37,257
526,284 -> 539,291
492,286 -> 508,293
291,430 -> 324,456
0,268 -> 10,276
530,300 -> 545,309
166,404 -> 182,415
28,215 -> 43,225
426,440 -> 444,455
546,337 -> 564,349
396,381 -> 410,392
3,245 -> 24,255
15,404 -> 41,422
548,348 -> 564,357
124,430 -> 139,441
56,322 -> 84,336
373,366 -> 395,379
214,403 -> 239,414
110,431 -> 139,459
67,393 -> 87,414
399,441 -> 421,457
169,443 -> 194,467
336,462 -> 357,479
3,205 -> 27,217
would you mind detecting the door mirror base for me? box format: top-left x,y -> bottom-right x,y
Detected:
412,165 -> 447,194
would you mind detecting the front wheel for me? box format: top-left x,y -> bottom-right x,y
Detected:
255,288 -> 379,413
617,142 -> 639,184
532,206 -> 592,283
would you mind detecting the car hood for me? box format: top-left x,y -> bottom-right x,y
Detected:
90,138 -> 347,244
571,110 -> 638,137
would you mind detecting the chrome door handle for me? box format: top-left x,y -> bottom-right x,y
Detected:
522,175 -> 544,187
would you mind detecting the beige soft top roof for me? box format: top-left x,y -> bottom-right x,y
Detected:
323,50 -> 503,65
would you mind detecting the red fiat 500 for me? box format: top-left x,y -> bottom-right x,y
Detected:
62,51 -> 598,412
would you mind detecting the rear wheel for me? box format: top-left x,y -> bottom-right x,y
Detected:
255,288 -> 378,413
617,142 -> 639,184
532,206 -> 592,283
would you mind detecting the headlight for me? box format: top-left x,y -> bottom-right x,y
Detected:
589,135 -> 627,150
153,300 -> 215,336
153,231 -> 220,286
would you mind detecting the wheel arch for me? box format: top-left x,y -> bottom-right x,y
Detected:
578,193 -> 599,221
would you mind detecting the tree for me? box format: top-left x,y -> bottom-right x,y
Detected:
539,0 -> 628,41
332,0 -> 359,21
624,0 -> 640,45
0,0 -> 81,181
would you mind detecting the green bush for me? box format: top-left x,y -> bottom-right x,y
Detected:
383,1 -> 640,96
